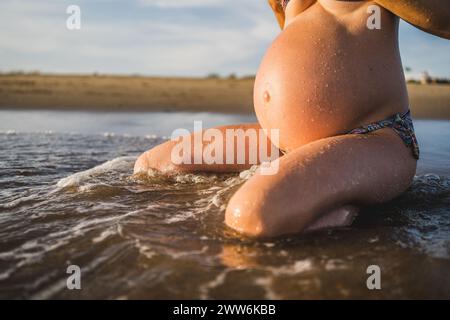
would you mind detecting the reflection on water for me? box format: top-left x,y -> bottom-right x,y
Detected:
0,111 -> 449,299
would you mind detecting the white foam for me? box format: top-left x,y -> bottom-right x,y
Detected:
56,156 -> 136,188
254,277 -> 282,300
199,270 -> 229,299
165,209 -> 197,223
76,202 -> 129,214
92,228 -> 117,243
324,259 -> 348,271
102,132 -> 116,138
269,259 -> 314,276
134,239 -> 157,259
239,165 -> 260,180
174,173 -> 216,184
0,193 -> 41,209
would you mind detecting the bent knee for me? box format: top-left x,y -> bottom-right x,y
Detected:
133,143 -> 179,174
225,195 -> 267,238
134,152 -> 149,173
225,186 -> 289,238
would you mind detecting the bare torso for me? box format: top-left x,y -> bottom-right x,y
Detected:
254,0 -> 409,152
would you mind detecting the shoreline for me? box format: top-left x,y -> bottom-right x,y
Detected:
1,74 -> 450,119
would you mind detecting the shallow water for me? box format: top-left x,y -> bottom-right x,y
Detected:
0,110 -> 449,299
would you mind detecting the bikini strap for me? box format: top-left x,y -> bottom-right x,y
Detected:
281,0 -> 290,11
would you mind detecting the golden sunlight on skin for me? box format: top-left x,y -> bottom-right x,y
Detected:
225,130 -> 416,238
283,0 -> 316,28
254,0 -> 409,152
135,0 -> 422,238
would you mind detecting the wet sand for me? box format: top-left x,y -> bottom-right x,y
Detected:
0,74 -> 449,119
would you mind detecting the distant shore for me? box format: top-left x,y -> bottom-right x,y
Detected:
1,74 -> 449,119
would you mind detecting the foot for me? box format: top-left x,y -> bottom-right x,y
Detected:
304,205 -> 359,232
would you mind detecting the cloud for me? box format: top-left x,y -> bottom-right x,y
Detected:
0,0 -> 278,76
0,0 -> 448,77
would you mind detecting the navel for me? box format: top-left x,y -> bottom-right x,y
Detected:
263,90 -> 271,103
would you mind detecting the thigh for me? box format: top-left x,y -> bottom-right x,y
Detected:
225,128 -> 417,237
134,123 -> 281,173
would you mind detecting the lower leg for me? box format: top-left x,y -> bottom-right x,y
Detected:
134,123 -> 280,174
225,129 -> 416,237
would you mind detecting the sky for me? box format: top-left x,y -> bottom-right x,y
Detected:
0,0 -> 449,78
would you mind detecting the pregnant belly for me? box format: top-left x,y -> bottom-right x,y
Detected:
254,4 -> 408,152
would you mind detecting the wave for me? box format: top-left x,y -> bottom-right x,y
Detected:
56,156 -> 136,189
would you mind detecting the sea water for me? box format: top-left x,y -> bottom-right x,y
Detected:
0,110 -> 449,299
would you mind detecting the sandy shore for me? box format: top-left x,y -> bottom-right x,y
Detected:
1,74 -> 449,119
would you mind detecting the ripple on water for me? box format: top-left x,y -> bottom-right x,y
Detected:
1,141 -> 450,298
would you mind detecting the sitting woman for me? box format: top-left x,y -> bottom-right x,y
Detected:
134,0 -> 450,238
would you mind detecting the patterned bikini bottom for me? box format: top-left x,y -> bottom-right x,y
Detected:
348,110 -> 420,159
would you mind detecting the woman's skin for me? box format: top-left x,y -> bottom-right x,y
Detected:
135,0 -> 449,238
134,124 -> 280,174
375,0 -> 450,39
255,0 -> 409,153
270,0 -> 450,38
